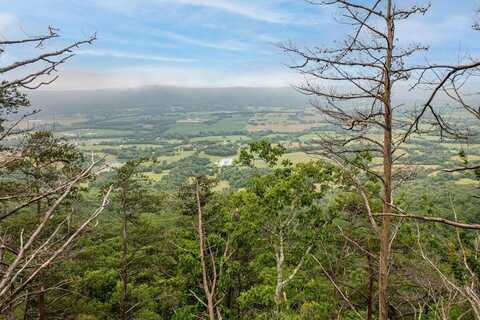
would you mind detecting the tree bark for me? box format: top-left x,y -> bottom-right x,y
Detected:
196,180 -> 216,320
38,286 -> 45,320
206,294 -> 216,320
6,307 -> 15,320
6,294 -> 16,320
35,184 -> 41,216
120,198 -> 129,320
274,234 -> 285,305
379,1 -> 394,319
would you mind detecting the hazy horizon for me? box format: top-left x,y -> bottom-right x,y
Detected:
2,0 -> 479,90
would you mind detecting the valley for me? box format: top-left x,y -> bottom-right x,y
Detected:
34,105 -> 480,191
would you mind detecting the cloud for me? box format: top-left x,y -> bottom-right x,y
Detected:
397,15 -> 474,46
42,65 -> 300,90
89,0 -> 291,24
0,13 -> 17,34
171,0 -> 289,24
76,49 -> 196,63
161,31 -> 248,51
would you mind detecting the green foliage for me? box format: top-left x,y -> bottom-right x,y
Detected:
156,155 -> 215,191
9,130 -> 84,183
5,123 -> 480,320
239,139 -> 287,167
0,82 -> 31,134
203,143 -> 238,157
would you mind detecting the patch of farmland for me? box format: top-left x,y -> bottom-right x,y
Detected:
455,178 -> 478,186
248,123 -> 324,133
190,135 -> 250,143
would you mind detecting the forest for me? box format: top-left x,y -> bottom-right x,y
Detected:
2,1 -> 480,319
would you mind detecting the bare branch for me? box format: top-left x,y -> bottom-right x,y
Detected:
374,213 -> 480,230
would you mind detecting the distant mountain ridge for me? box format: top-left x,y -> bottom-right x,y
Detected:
28,86 -> 310,116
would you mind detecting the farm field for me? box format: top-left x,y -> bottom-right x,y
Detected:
43,106 -> 480,191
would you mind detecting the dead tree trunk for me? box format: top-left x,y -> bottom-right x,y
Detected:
379,2 -> 394,318
274,234 -> 285,305
38,286 -> 45,320
274,233 -> 312,307
195,180 -> 216,320
281,0 -> 435,317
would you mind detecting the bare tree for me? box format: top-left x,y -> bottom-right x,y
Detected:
396,19 -> 480,317
416,215 -> 480,319
0,26 -> 95,141
193,177 -> 231,320
397,5 -> 480,141
0,160 -> 111,313
403,60 -> 480,142
0,25 -> 103,317
281,1 -> 439,318
0,26 -> 95,90
373,9 -> 480,221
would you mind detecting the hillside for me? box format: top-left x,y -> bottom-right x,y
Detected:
29,86 -> 309,115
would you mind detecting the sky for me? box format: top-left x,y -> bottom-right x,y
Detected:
0,0 -> 479,90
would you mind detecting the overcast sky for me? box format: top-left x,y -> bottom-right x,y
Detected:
1,0 -> 479,90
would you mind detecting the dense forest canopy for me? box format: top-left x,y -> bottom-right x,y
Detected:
1,1 -> 480,320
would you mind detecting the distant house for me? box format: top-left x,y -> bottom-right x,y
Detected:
217,158 -> 233,167
26,119 -> 43,130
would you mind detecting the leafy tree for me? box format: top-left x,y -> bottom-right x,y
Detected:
4,131 -> 84,214
110,159 -> 153,319
237,141 -> 341,317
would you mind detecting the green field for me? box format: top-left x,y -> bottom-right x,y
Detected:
164,114 -> 250,135
48,107 -> 480,190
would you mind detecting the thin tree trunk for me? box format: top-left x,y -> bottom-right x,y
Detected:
35,185 -> 41,215
121,200 -> 129,320
6,288 -> 16,320
274,240 -> 285,305
367,255 -> 374,320
379,1 -> 394,319
6,305 -> 15,320
22,292 -> 35,320
206,294 -> 216,320
22,293 -> 29,320
38,286 -> 45,320
195,180 -> 216,320
34,165 -> 41,216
